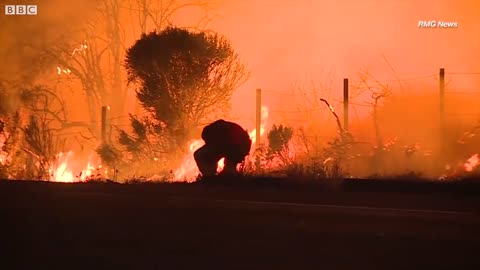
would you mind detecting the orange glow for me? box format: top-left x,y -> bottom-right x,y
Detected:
56,66 -> 71,75
464,154 -> 479,172
1,134 -> 11,172
217,158 -> 225,173
0,137 -> 5,165
4,1 -> 480,181
173,139 -> 204,182
202,0 -> 480,125
72,40 -> 88,56
249,106 -> 269,146
50,151 -> 101,182
173,106 -> 269,181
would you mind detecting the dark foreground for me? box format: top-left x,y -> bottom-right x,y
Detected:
2,178 -> 480,270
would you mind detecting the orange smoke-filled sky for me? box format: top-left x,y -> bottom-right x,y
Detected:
173,0 -> 480,126
7,0 -> 478,131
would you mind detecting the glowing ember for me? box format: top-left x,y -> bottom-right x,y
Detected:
323,157 -> 334,165
72,41 -> 88,56
0,148 -> 4,165
0,136 -> 5,165
217,158 -> 225,172
328,105 -> 334,112
464,154 -> 479,172
173,106 -> 269,181
57,66 -> 71,75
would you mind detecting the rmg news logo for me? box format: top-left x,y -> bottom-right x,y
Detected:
4,5 -> 38,15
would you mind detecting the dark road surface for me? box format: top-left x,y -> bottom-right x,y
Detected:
2,180 -> 480,269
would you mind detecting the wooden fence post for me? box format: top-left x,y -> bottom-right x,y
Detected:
255,88 -> 262,171
343,78 -> 349,131
439,68 -> 445,156
101,106 -> 107,144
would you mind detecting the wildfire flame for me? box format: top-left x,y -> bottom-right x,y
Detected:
248,106 -> 269,147
464,154 -> 479,172
173,106 -> 269,181
50,151 -> 100,182
172,139 -> 204,182
0,138 -> 5,165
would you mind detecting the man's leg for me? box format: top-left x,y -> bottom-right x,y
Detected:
194,144 -> 222,177
221,149 -> 246,176
222,158 -> 239,175
219,141 -> 250,175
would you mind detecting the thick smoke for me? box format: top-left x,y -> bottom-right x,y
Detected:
206,0 -> 480,122
0,0 -> 97,83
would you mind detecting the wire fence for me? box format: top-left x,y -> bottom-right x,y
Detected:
263,70 -> 480,115
48,70 -> 480,139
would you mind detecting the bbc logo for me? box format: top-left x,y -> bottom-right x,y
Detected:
5,5 -> 38,15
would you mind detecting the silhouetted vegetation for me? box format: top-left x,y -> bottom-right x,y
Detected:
120,26 -> 248,166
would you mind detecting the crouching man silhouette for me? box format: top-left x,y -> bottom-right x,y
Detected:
194,120 -> 252,177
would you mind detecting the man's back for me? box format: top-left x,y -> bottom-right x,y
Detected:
201,119 -> 249,146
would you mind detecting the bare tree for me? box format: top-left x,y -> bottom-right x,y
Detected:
103,0 -> 126,113
48,34 -> 107,136
20,85 -> 70,180
358,71 -> 393,149
0,83 -> 68,180
131,0 -> 216,33
49,0 -> 218,137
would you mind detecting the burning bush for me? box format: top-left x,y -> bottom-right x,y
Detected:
0,112 -> 31,179
0,83 -> 67,180
22,115 -> 57,180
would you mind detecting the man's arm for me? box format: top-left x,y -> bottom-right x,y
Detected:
201,120 -> 225,143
